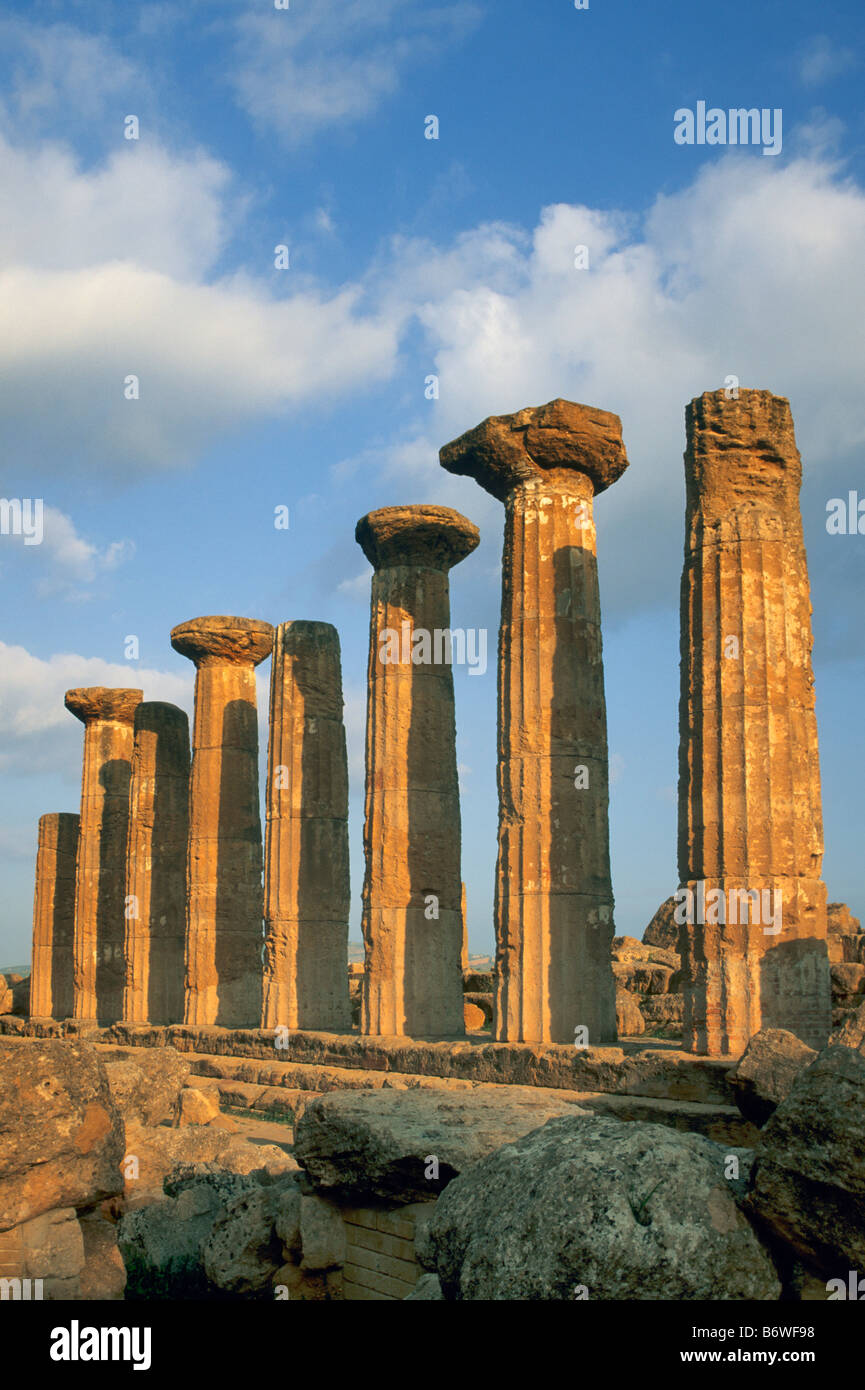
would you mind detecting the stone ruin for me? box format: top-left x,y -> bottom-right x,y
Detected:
23,389 -> 836,1059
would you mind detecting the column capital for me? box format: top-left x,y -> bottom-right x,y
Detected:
171,616 -> 274,667
355,504 -> 479,571
685,389 -> 802,512
439,397 -> 628,502
64,687 -> 143,725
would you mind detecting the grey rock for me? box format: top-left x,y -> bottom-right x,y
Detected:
746,1045 -> 865,1276
726,1029 -> 817,1127
427,1113 -> 781,1301
294,1087 -> 586,1204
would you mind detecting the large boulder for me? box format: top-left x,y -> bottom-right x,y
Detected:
426,1112 -> 780,1300
0,1039 -> 124,1230
640,995 -> 684,1026
615,988 -> 645,1036
612,936 -> 679,971
202,1173 -> 300,1295
746,1045 -> 865,1276
102,1048 -> 192,1127
827,903 -> 863,965
0,974 -> 30,1016
726,1029 -> 817,1127
121,1118 -> 297,1207
119,1166 -> 282,1299
294,1088 -> 586,1205
642,897 -> 682,952
830,999 -> 865,1050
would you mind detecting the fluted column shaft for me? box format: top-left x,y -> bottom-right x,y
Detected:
678,389 -> 831,1054
496,473 -> 615,1043
441,399 -> 628,1044
66,688 -> 143,1023
262,621 -> 351,1031
30,812 -> 79,1019
357,505 -> 478,1037
171,617 -> 273,1028
123,702 -> 190,1024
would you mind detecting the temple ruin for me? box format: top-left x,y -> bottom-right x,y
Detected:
262,621 -> 351,1032
356,505 -> 479,1037
440,399 -> 626,1045
677,389 -> 832,1054
22,391 -> 836,1065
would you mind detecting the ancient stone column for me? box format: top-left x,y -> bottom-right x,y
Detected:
678,389 -> 832,1055
356,505 -> 479,1037
171,617 -> 274,1028
65,688 -> 143,1023
441,399 -> 627,1045
30,813 -> 79,1019
461,881 -> 469,972
123,702 -> 190,1025
262,621 -> 351,1032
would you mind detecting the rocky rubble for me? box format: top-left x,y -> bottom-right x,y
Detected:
0,1038 -> 126,1298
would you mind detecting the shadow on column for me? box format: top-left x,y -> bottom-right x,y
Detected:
406,657 -> 463,1040
759,933 -> 830,1049
216,697 -> 263,1028
97,758 -> 132,1024
289,624 -> 351,1034
148,716 -> 189,1025
50,815 -> 79,1020
549,544 -> 611,1043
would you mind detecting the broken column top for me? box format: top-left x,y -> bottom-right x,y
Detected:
685,389 -> 802,510
64,688 -> 143,725
134,701 -> 189,732
355,504 -> 480,571
171,616 -> 274,666
439,398 -> 629,502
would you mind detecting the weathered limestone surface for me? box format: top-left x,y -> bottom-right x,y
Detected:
262,622 -> 351,1032
171,617 -> 274,1028
29,813 -> 79,1020
123,702 -> 190,1025
678,390 -> 832,1055
441,399 -> 627,1045
426,1113 -> 780,1300
295,1087 -> 587,1203
356,505 -> 479,1038
1,1021 -> 740,1106
0,1039 -> 124,1230
65,687 -> 143,1023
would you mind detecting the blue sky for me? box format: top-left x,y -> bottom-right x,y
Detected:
0,0 -> 863,966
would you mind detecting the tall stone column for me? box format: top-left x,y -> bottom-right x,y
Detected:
678,389 -> 831,1055
65,687 -> 143,1023
441,399 -> 627,1045
262,621 -> 351,1032
171,617 -> 274,1028
30,812 -> 79,1019
356,505 -> 479,1037
123,702 -> 190,1025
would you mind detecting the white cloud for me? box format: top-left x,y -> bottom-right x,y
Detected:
337,572 -> 371,599
0,642 -> 193,777
231,0 -> 482,146
0,505 -> 133,599
0,19 -> 139,131
0,134 -> 233,278
798,35 -> 856,88
0,263 -> 402,471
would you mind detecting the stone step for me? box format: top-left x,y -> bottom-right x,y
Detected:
110,1044 -> 755,1146
3,1017 -> 741,1107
